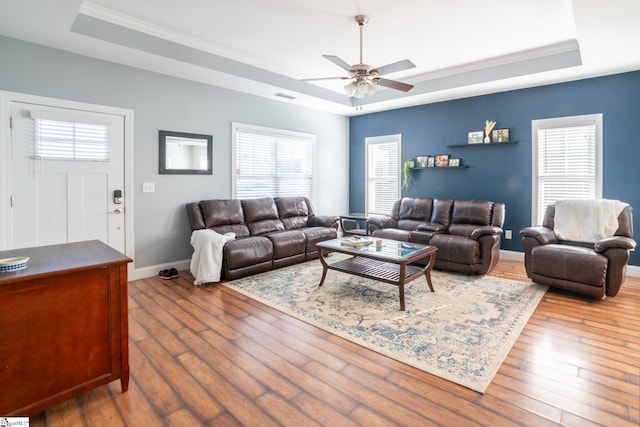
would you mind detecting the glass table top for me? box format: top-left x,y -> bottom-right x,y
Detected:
319,237 -> 432,260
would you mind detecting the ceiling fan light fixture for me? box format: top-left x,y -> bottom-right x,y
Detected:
344,78 -> 376,98
307,15 -> 415,99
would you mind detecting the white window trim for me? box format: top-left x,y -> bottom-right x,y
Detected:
531,113 -> 603,225
365,134 -> 401,216
231,122 -> 317,205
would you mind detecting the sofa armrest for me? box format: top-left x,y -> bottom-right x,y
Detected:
366,216 -> 397,230
519,226 -> 558,245
186,202 -> 205,231
470,226 -> 503,239
308,215 -> 339,229
594,236 -> 637,252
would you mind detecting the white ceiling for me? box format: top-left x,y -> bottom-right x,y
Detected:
1,0 -> 639,116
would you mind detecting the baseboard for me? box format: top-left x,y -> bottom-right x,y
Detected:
133,259 -> 191,280
499,249 -> 524,262
132,252 -> 640,281
500,249 -> 640,278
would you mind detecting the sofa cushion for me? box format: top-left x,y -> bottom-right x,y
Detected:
399,198 -> 432,221
430,234 -> 481,264
242,197 -> 285,235
410,230 -> 433,244
301,227 -> 337,254
249,220 -> 285,236
277,196 -> 310,229
430,199 -> 453,226
451,200 -> 492,225
531,244 -> 607,287
201,199 -> 244,226
223,236 -> 273,270
397,219 -> 426,231
210,224 -> 251,237
275,196 -> 309,218
371,228 -> 411,241
417,222 -> 448,233
447,224 -> 481,237
242,197 -> 280,222
267,230 -> 307,260
199,200 -> 250,237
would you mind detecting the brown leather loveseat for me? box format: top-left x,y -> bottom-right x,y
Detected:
367,198 -> 505,274
186,196 -> 338,280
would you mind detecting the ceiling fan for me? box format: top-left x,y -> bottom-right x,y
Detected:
303,15 -> 416,98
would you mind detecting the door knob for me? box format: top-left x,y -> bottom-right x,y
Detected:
112,208 -> 122,214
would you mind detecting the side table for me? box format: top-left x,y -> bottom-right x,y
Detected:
340,213 -> 369,236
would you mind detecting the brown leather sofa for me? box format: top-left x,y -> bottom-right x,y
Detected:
186,196 -> 338,280
520,203 -> 636,298
366,198 -> 505,274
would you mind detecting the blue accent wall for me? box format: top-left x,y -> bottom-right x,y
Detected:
349,71 -> 640,265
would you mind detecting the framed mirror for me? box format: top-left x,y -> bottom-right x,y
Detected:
159,130 -> 212,175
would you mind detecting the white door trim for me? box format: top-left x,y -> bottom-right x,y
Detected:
0,91 -> 135,278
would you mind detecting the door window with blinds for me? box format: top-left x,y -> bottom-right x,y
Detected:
531,114 -> 603,225
365,135 -> 401,216
232,123 -> 315,199
31,110 -> 110,161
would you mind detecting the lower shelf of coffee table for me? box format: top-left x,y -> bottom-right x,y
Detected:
329,256 -> 424,285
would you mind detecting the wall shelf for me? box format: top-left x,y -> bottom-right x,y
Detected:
411,166 -> 468,169
447,141 -> 518,148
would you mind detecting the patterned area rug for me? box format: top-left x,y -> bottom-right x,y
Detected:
221,257 -> 547,393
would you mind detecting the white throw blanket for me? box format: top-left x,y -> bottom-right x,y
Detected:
190,229 -> 235,285
554,199 -> 628,243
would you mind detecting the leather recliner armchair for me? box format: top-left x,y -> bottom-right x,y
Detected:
520,202 -> 636,298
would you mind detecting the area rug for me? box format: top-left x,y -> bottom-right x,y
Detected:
221,258 -> 547,393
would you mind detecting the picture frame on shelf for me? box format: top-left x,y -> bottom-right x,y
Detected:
435,154 -> 449,167
468,131 -> 484,144
492,128 -> 509,143
427,156 -> 435,167
416,156 -> 428,168
448,158 -> 460,167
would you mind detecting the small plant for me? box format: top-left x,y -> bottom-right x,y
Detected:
402,159 -> 413,189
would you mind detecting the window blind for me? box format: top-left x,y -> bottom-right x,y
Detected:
34,118 -> 110,161
536,122 -> 596,223
234,125 -> 314,199
366,137 -> 400,216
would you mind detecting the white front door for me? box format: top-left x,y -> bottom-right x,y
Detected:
9,101 -> 126,253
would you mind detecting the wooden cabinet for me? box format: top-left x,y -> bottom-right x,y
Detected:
0,240 -> 132,416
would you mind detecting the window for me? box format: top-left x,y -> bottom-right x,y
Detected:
32,111 -> 110,161
532,114 -> 602,225
232,123 -> 315,200
365,135 -> 401,216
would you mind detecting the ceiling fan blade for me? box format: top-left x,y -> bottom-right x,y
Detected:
301,76 -> 351,82
375,59 -> 416,76
376,78 -> 414,92
323,55 -> 354,72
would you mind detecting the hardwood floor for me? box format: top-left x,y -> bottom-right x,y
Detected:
28,259 -> 639,426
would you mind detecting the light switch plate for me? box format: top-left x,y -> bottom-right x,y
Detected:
142,182 -> 155,193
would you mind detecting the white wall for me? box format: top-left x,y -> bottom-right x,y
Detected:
0,35 -> 350,270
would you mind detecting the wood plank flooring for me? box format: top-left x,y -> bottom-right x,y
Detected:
28,259 -> 639,426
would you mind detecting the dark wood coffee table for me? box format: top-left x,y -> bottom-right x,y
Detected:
316,237 -> 437,311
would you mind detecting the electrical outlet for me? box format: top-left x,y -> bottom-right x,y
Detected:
142,182 -> 155,193
505,230 -> 512,240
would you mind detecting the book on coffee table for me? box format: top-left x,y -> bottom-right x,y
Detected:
340,236 -> 374,248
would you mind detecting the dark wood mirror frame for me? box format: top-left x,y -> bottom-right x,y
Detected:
159,130 -> 213,175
